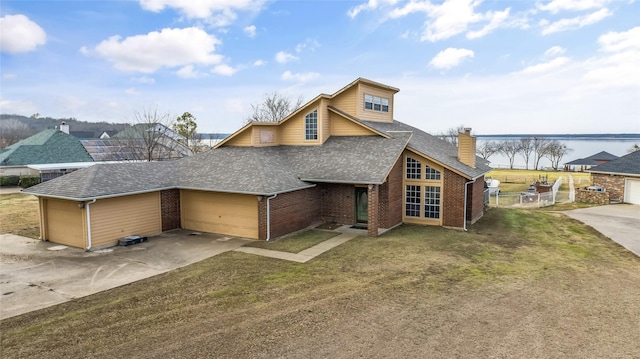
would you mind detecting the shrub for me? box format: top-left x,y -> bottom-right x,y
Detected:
0,175 -> 21,187
19,175 -> 40,188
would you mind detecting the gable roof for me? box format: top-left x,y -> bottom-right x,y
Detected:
359,120 -> 491,179
24,133 -> 412,200
565,151 -> 618,166
0,129 -> 93,166
587,150 -> 640,176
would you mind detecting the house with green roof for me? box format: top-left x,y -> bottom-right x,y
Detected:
24,78 -> 492,250
0,128 -> 94,178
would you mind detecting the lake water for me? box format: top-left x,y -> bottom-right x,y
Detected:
476,136 -> 640,170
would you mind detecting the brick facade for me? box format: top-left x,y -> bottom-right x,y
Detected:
379,158 -> 403,229
576,189 -> 610,204
160,189 -> 181,231
367,184 -> 380,236
591,173 -> 625,202
258,187 -> 321,240
467,175 -> 485,224
319,183 -> 356,225
443,169 -> 466,227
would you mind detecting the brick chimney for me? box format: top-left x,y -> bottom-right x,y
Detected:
60,121 -> 70,134
458,128 -> 476,168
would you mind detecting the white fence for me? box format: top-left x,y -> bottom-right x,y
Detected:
489,177 -> 569,209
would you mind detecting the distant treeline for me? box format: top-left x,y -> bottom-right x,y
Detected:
477,134 -> 640,140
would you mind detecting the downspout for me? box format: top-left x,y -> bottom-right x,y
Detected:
265,194 -> 278,241
463,179 -> 475,232
85,199 -> 96,251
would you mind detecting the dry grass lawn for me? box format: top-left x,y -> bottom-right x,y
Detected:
1,208 -> 639,358
0,193 -> 39,239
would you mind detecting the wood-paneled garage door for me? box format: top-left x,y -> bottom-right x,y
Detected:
181,190 -> 259,239
46,199 -> 85,248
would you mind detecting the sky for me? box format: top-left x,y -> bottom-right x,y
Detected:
1,0 -> 639,135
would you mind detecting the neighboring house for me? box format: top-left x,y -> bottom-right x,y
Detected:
190,133 -> 231,148
24,78 -> 492,250
587,150 -> 640,204
112,123 -> 192,160
0,128 -> 94,178
564,151 -> 618,172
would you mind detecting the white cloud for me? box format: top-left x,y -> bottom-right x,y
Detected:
386,0 -> 514,42
0,14 -> 46,54
275,51 -> 298,64
176,65 -> 204,78
87,27 -> 222,73
133,76 -> 156,84
429,48 -> 474,70
347,0 -> 400,18
0,97 -> 37,114
537,0 -> 611,14
281,71 -> 319,82
244,25 -> 256,38
540,7 -> 612,35
253,59 -> 266,66
125,88 -> 140,95
545,46 -> 566,56
139,0 -> 265,26
597,26 -> 640,53
516,56 -> 571,74
212,64 -> 237,76
295,38 -> 320,53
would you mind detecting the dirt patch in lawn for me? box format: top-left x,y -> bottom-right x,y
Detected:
2,209 -> 639,358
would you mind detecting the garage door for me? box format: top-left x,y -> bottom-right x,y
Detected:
46,199 -> 85,248
90,192 -> 162,248
624,179 -> 640,205
181,190 -> 258,239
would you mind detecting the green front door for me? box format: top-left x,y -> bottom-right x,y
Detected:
355,187 -> 368,223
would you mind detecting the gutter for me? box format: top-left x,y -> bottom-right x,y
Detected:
463,179 -> 476,232
265,193 -> 278,241
85,199 -> 96,251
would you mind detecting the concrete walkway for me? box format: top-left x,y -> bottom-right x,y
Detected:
234,231 -> 360,263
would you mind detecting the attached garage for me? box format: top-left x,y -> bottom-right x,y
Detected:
44,198 -> 85,248
624,179 -> 640,205
89,192 -> 162,248
181,190 -> 259,239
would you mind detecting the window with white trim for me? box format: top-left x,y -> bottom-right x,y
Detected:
364,94 -> 389,113
405,185 -> 421,217
425,165 -> 441,180
305,110 -> 318,140
424,186 -> 441,219
406,156 -> 421,179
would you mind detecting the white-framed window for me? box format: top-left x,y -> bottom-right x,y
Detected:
406,156 -> 421,179
425,165 -> 441,180
405,185 -> 421,217
364,94 -> 389,113
305,109 -> 318,140
424,186 -> 441,219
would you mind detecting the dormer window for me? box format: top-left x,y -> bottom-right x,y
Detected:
364,94 -> 389,113
305,109 -> 318,140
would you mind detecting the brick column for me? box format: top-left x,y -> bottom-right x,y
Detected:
367,184 -> 379,237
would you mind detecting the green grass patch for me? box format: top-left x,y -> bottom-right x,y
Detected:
244,229 -> 339,253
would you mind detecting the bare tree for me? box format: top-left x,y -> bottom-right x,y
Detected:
0,119 -> 35,147
545,140 -> 572,170
498,140 -> 521,169
519,137 -> 534,170
436,124 -> 466,146
245,91 -> 304,124
532,137 -> 551,170
114,108 -> 191,161
477,140 -> 500,160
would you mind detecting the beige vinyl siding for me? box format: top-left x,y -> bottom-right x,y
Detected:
45,198 -> 86,248
357,83 -> 394,123
252,126 -> 279,146
330,113 -> 377,136
280,105 -> 322,145
321,98 -> 331,143
224,129 -> 253,146
89,192 -> 162,248
180,190 -> 259,239
331,85 -> 357,117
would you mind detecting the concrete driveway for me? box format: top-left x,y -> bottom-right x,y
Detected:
564,204 -> 640,257
0,230 -> 251,320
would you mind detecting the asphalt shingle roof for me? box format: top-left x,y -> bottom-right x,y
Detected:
587,150 -> 640,176
361,120 -> 491,179
565,151 -> 618,166
0,129 -> 93,166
